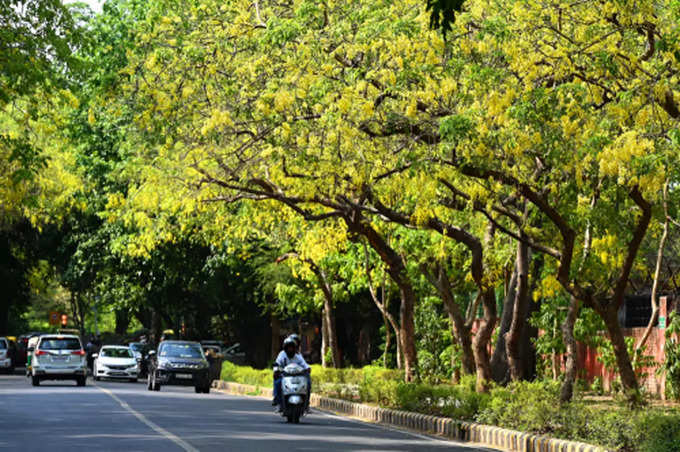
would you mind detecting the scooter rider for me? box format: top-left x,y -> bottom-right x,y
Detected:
272,335 -> 311,410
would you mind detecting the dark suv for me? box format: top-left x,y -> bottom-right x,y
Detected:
147,341 -> 211,393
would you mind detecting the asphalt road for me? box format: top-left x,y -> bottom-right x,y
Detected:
0,370 -> 491,452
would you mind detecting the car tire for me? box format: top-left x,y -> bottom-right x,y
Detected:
203,386 -> 210,394
76,376 -> 86,387
129,378 -> 137,383
194,386 -> 201,394
31,376 -> 40,386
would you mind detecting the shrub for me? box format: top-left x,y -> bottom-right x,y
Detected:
477,380 -> 563,434
220,360 -> 270,386
395,382 -> 488,420
637,412 -> 680,452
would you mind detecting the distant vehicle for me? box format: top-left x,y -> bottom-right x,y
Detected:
147,340 -> 211,393
202,344 -> 222,355
57,328 -> 81,337
222,343 -> 246,365
93,346 -> 139,382
0,337 -> 15,373
30,334 -> 87,386
200,340 -> 225,348
17,332 -> 43,366
128,342 -> 150,359
25,335 -> 42,376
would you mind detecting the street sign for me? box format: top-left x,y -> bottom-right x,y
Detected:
659,316 -> 666,329
48,312 -> 60,326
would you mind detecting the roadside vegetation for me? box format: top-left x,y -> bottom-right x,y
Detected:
3,0 -> 680,450
222,361 -> 680,451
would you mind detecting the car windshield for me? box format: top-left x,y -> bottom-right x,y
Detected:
39,338 -> 81,350
0,339 -> 7,349
101,348 -> 133,358
160,343 -> 203,359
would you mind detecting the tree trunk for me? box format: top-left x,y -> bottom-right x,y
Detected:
321,311 -> 329,367
521,255 -> 544,380
491,267 -> 517,383
0,297 -> 8,335
271,314 -> 281,360
505,239 -> 530,381
560,295 -> 580,402
636,183 -> 668,355
473,289 -> 497,392
115,309 -> 130,335
383,307 -> 391,367
151,308 -> 162,345
398,284 -> 418,382
423,263 -> 475,375
355,217 -> 417,381
603,306 -> 640,398
321,289 -> 341,368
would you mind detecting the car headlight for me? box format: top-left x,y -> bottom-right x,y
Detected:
158,359 -> 172,369
128,364 -> 139,370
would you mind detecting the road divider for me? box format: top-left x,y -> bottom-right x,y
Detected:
212,380 -> 608,452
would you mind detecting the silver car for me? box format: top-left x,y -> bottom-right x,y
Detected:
31,334 -> 87,386
0,337 -> 13,372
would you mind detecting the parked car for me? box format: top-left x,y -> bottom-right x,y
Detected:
93,346 -> 139,382
128,342 -> 151,378
201,344 -> 222,355
0,337 -> 15,373
222,342 -> 246,366
30,334 -> 87,386
147,340 -> 211,393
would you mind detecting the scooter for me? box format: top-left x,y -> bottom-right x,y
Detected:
274,363 -> 309,424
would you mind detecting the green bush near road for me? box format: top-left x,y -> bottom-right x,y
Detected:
220,362 -> 680,451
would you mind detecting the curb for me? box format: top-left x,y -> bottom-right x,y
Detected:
212,380 -> 608,452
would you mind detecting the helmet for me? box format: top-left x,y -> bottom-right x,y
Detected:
287,334 -> 301,346
283,337 -> 297,358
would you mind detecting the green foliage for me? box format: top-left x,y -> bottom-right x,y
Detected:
477,380 -> 563,434
395,383 -> 488,420
220,360 -> 271,387
597,337 -> 656,383
662,312 -> 680,400
638,412 -> 680,452
426,0 -> 465,36
415,296 -> 451,383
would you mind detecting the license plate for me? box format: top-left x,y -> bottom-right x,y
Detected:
52,356 -> 67,362
176,373 -> 192,379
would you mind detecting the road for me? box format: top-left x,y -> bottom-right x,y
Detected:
0,370 -> 491,452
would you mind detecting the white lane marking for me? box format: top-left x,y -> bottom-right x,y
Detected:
96,385 -> 199,452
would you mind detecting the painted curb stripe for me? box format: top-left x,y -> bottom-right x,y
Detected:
215,381 -> 610,452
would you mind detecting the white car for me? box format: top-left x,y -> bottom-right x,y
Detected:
0,337 -> 13,373
31,334 -> 88,386
93,346 -> 139,382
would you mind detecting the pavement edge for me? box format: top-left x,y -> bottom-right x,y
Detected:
212,380 -> 609,452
